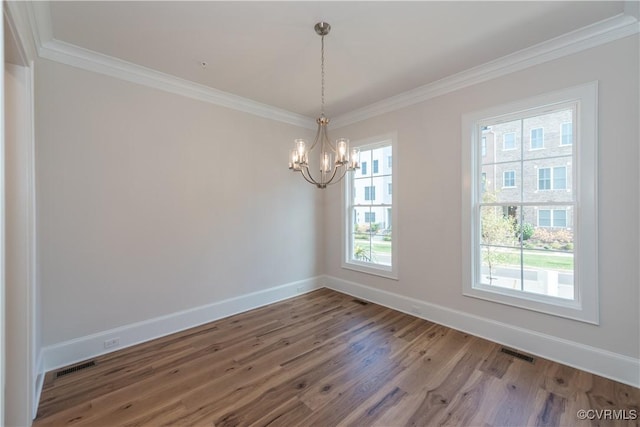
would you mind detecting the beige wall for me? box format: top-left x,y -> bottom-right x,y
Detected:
326,35 -> 639,358
35,58 -> 322,346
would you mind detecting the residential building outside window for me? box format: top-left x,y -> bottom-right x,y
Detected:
462,83 -> 598,323
344,134 -> 397,279
361,161 -> 367,175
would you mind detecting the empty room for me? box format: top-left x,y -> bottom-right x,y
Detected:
3,1 -> 639,426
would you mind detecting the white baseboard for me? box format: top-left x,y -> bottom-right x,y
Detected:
322,275 -> 640,388
32,350 -> 44,420
42,277 -> 322,372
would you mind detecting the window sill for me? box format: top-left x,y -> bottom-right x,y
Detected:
342,261 -> 398,280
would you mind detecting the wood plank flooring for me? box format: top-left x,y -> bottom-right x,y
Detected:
34,289 -> 639,426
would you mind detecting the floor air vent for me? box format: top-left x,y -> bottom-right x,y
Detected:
500,347 -> 535,363
352,299 -> 369,306
55,360 -> 97,378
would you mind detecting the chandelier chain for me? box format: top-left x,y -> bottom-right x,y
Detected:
321,34 -> 325,116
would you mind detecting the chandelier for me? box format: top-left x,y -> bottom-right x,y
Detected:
289,22 -> 360,188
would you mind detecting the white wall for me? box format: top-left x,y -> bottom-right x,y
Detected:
35,58 -> 322,347
326,36 -> 639,360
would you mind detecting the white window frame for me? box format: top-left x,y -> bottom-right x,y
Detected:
461,82 -> 598,324
502,170 -> 516,188
343,133 -> 398,280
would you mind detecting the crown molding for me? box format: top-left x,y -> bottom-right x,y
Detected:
38,39 -> 316,129
332,13 -> 639,128
4,1 -> 39,64
22,1 -> 315,130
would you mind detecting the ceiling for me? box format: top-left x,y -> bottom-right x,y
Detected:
47,1 -> 626,118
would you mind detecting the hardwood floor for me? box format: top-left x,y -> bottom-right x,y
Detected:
34,289 -> 639,427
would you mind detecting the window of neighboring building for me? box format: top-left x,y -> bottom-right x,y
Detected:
538,209 -> 568,228
538,166 -> 567,190
364,186 -> 376,201
482,137 -> 487,156
503,133 -> 516,150
344,134 -> 397,279
388,156 -> 393,168
538,209 -> 551,227
561,122 -> 573,145
538,168 -> 551,190
531,127 -> 544,149
553,166 -> 567,190
462,82 -> 598,324
503,170 -> 516,188
361,161 -> 367,175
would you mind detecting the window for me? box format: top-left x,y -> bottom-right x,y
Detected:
530,127 -> 544,149
373,160 -> 379,174
364,186 -> 376,201
503,133 -> 516,150
553,210 -> 567,227
538,167 -> 567,190
344,134 -> 397,279
462,82 -> 598,323
538,168 -> 551,190
538,209 -> 551,227
503,170 -> 516,188
361,162 -> 367,175
553,166 -> 567,190
561,122 -> 573,145
481,137 -> 487,156
538,209 -> 568,228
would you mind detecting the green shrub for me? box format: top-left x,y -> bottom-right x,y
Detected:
517,223 -> 534,241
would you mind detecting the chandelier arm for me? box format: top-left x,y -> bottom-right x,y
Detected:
326,166 -> 349,186
323,127 -> 336,151
300,164 -> 321,187
323,163 -> 339,186
308,124 -> 322,152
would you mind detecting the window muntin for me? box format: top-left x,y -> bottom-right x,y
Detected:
344,136 -> 397,279
462,83 -> 598,324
